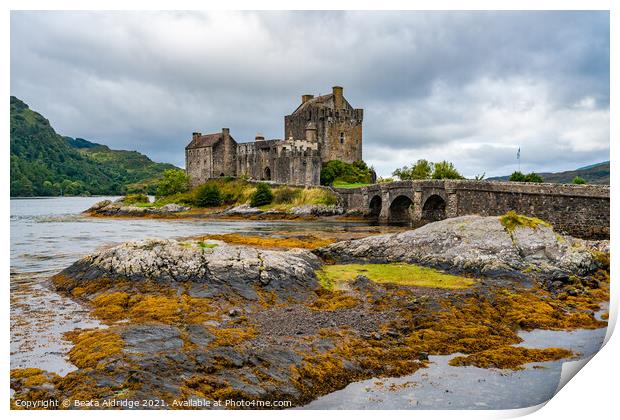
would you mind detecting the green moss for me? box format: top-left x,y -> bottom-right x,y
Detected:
197,241 -> 218,249
315,263 -> 475,290
499,211 -> 551,233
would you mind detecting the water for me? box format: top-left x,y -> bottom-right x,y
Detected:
10,197 -> 608,409
11,196 -> 361,275
9,196 -> 372,375
303,326 -> 606,410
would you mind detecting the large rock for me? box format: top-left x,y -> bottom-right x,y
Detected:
223,204 -> 262,215
290,204 -> 344,216
316,215 -> 600,279
58,239 -> 321,301
84,200 -> 190,216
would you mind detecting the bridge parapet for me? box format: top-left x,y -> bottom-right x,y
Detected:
334,180 -> 609,239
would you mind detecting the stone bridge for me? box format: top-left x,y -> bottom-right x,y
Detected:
334,180 -> 610,239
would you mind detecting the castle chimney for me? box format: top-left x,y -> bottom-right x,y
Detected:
332,86 -> 343,109
301,94 -> 314,104
255,133 -> 265,142
192,132 -> 201,141
222,128 -> 230,139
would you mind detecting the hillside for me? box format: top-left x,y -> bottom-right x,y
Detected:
488,161 -> 609,185
10,96 -> 178,196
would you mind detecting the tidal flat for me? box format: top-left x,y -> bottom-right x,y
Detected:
10,197 -> 610,410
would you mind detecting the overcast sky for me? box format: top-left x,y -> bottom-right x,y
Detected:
11,11 -> 609,177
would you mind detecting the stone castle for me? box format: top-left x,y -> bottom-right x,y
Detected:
185,86 -> 363,186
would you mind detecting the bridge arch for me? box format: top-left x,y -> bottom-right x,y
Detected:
422,194 -> 447,222
388,195 -> 414,225
368,195 -> 382,219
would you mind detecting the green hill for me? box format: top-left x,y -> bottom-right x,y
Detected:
488,161 -> 609,185
10,96 -> 178,196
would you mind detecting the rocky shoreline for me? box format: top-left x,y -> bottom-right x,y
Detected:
84,199 -> 351,221
11,215 -> 610,409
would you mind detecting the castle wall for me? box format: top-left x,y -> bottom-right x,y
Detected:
235,139 -> 320,185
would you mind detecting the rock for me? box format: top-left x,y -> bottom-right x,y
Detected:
316,215 -> 598,280
121,325 -> 184,354
228,308 -> 241,317
418,352 -> 429,361
84,201 -> 189,216
224,204 -> 262,215
290,205 -> 344,216
159,203 -> 190,213
86,200 -> 112,212
56,239 -> 321,302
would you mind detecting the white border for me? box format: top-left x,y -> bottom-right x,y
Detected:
3,1 -> 617,419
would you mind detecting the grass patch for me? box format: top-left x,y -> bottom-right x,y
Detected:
333,181 -> 371,189
499,211 -> 551,233
154,178 -> 339,209
315,263 -> 475,290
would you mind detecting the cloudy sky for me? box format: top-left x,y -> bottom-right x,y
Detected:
11,11 -> 609,177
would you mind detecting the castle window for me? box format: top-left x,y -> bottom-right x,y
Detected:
340,132 -> 345,144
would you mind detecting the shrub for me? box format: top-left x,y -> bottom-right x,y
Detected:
393,160 -> 464,180
250,183 -> 274,207
274,187 -> 301,204
524,173 -> 544,183
572,176 -> 586,185
122,193 -> 149,205
156,169 -> 189,197
509,171 -> 543,183
194,184 -> 223,207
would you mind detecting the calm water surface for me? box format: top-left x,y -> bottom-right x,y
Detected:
10,196 -> 366,275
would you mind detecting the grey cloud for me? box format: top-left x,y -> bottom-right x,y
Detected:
10,11 -> 609,175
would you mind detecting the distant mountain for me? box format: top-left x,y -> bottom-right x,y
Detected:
10,96 -> 178,196
488,161 -> 609,185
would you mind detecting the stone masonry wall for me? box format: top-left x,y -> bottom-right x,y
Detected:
336,180 -> 610,240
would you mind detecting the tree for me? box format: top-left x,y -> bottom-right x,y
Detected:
250,182 -> 274,207
509,171 -> 526,182
572,176 -> 586,185
432,161 -> 464,180
194,184 -> 223,207
524,173 -> 544,183
320,160 -> 373,186
509,171 -> 543,183
156,169 -> 189,197
392,159 -> 433,180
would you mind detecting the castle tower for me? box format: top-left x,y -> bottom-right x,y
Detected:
284,86 -> 363,163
